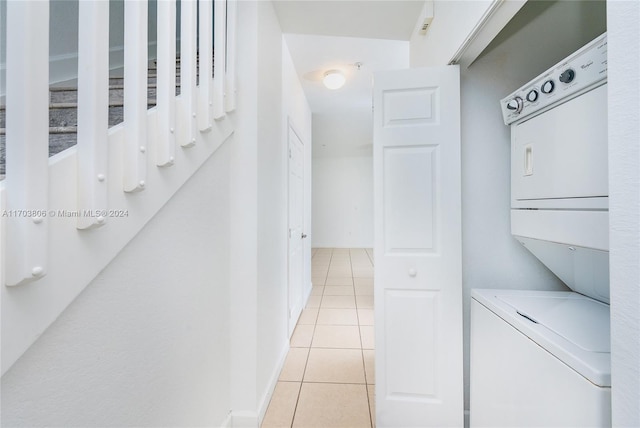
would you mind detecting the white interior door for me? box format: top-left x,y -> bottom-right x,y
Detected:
373,65 -> 463,427
288,124 -> 305,336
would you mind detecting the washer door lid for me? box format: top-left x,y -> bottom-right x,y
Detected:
498,294 -> 610,353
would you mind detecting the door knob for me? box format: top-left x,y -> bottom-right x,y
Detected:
301,233 -> 308,239
408,268 -> 417,277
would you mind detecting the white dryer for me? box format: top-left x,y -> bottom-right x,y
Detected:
471,33 -> 611,428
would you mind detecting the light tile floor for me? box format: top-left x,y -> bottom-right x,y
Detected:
262,248 -> 375,428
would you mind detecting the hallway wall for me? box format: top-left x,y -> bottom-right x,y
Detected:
608,1 -> 640,425
229,2 -> 313,424
256,0 -> 288,416
312,155 -> 373,249
1,140 -> 233,427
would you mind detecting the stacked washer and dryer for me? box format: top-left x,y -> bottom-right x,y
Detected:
470,34 -> 611,427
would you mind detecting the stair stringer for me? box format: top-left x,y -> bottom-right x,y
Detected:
0,102 -> 235,375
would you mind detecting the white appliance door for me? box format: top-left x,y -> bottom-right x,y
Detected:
512,84 -> 608,202
288,125 -> 305,336
373,66 -> 463,427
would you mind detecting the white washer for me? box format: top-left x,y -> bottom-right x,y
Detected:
470,289 -> 611,428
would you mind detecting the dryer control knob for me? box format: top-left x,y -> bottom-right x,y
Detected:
541,80 -> 555,94
506,97 -> 524,113
559,68 -> 576,84
526,89 -> 539,102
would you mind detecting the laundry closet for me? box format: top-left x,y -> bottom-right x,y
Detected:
455,1 -> 608,426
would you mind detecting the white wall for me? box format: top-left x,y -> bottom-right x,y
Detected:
256,0 -> 288,418
457,0 -> 606,418
312,156 -> 373,249
1,141 -> 233,427
608,1 -> 640,426
229,1 -> 312,425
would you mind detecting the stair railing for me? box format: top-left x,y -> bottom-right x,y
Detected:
0,0 -> 237,375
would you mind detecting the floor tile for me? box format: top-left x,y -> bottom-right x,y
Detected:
352,269 -> 373,278
356,295 -> 374,309
312,325 -> 362,349
358,309 -> 374,326
292,383 -> 371,428
321,295 -> 357,309
310,286 -> 324,296
317,308 -> 358,326
354,277 -> 373,287
355,283 -> 374,296
328,271 -> 353,278
324,285 -> 355,296
367,385 -> 375,427
363,350 -> 375,385
313,264 -> 330,269
330,263 -> 351,268
261,381 -> 301,428
324,277 -> 354,286
304,348 -> 366,384
360,326 -> 375,350
298,307 -> 319,325
279,348 -> 310,382
306,295 -> 322,308
291,324 -> 315,347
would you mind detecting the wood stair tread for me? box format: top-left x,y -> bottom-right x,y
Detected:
1,55 -> 198,178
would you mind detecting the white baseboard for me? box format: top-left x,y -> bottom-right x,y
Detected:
219,411 -> 233,428
229,411 -> 258,427
257,342 -> 290,425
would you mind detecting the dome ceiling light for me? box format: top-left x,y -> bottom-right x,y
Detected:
322,70 -> 346,90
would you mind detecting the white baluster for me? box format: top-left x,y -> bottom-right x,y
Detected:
5,0 -> 49,286
225,0 -> 237,112
213,0 -> 227,120
156,0 -> 177,166
180,0 -> 197,147
77,0 -> 110,229
198,0 -> 213,131
123,0 -> 148,193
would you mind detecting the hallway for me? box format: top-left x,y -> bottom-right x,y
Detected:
262,248 -> 375,427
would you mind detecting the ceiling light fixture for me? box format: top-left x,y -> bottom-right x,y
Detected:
323,70 -> 346,90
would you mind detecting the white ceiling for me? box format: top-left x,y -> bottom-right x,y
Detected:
272,1 -> 426,41
273,1 -> 424,157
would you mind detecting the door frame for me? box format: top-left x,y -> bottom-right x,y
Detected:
286,117 -> 308,337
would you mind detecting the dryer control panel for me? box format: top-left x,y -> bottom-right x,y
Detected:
500,33 -> 607,125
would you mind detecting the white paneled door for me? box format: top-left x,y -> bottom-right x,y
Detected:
288,124 -> 305,336
373,66 -> 463,427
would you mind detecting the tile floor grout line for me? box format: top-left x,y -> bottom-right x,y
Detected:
366,383 -> 375,428
267,248 -> 375,427
290,344 -> 312,428
290,247 -> 332,427
351,248 -> 375,427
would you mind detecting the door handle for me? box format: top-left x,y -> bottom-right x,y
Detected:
301,233 -> 307,239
